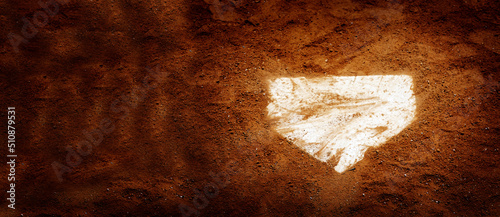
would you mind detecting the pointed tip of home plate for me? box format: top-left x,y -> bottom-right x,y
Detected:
268,75 -> 416,173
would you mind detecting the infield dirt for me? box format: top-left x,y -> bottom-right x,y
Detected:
0,0 -> 499,216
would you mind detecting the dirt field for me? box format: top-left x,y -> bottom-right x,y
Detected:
0,0 -> 499,216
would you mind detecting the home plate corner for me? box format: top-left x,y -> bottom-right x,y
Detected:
267,75 -> 417,173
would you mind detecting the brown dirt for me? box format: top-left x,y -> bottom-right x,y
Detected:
0,0 -> 499,216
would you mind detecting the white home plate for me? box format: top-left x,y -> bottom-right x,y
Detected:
267,75 -> 416,173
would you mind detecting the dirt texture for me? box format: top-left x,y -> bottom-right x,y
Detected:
0,0 -> 499,216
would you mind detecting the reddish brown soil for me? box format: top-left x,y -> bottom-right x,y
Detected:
0,0 -> 499,216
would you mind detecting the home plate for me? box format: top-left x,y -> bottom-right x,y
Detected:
267,75 -> 416,173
